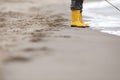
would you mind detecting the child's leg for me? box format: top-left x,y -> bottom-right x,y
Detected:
71,0 -> 89,28
80,0 -> 83,12
71,0 -> 83,12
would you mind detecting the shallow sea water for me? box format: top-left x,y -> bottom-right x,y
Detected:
84,0 -> 120,36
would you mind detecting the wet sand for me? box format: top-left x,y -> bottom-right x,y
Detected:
0,0 -> 120,80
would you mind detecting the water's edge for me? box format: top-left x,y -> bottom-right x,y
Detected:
84,0 -> 120,36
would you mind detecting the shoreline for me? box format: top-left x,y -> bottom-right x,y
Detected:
0,0 -> 120,80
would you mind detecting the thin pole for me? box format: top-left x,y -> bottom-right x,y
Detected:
105,0 -> 120,13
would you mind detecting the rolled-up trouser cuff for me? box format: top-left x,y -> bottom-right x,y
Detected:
71,0 -> 83,12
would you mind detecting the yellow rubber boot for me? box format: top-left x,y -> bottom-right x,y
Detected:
71,10 -> 87,28
79,12 -> 89,27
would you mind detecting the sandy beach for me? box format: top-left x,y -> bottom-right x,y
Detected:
0,0 -> 120,80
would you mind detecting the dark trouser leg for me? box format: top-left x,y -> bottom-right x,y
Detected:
71,0 -> 84,12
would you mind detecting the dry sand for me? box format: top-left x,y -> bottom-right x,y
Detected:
0,0 -> 120,80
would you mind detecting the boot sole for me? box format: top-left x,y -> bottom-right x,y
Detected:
71,25 -> 89,28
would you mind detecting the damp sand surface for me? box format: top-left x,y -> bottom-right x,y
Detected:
0,0 -> 120,80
